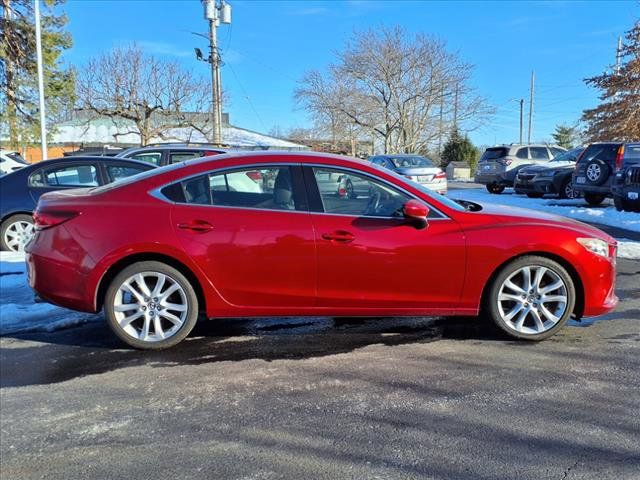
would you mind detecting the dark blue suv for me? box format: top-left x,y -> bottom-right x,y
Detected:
612,143 -> 640,212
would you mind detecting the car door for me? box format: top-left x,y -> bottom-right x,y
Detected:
305,166 -> 466,310
169,164 -> 317,308
28,162 -> 101,205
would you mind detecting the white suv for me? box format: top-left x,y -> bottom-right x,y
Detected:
0,150 -> 29,175
474,144 -> 566,194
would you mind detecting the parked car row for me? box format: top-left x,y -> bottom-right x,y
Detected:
475,142 -> 640,212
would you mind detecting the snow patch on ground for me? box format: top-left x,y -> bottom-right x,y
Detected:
0,252 -> 101,335
448,188 -> 640,233
617,239 -> 640,260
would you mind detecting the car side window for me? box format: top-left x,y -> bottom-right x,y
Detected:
105,164 -> 150,182
30,165 -> 98,187
178,166 -> 300,211
516,148 -> 529,159
312,167 -> 410,218
129,151 -> 162,166
170,151 -> 202,164
550,147 -> 565,157
530,147 -> 550,160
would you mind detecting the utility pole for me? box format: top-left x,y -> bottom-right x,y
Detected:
615,36 -> 622,74
519,98 -> 524,144
34,0 -> 47,160
527,71 -> 535,145
202,0 -> 231,146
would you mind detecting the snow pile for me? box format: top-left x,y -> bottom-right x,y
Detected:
0,252 -> 101,335
448,188 -> 640,233
618,240 -> 640,259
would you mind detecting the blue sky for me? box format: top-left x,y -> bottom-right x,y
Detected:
62,0 -> 637,147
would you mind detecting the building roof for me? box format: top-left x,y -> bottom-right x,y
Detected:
50,117 -> 308,151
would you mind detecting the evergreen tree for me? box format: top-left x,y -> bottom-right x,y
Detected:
582,21 -> 640,141
1,0 -> 75,148
441,128 -> 478,170
551,124 -> 578,149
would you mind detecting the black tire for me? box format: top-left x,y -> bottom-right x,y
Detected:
526,193 -> 543,198
0,214 -> 34,252
584,192 -> 606,206
104,261 -> 199,350
559,178 -> 578,199
585,159 -> 610,186
613,195 -> 624,211
486,255 -> 576,341
486,184 -> 505,194
345,179 -> 355,199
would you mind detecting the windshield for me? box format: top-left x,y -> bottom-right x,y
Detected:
550,147 -> 584,163
388,156 -> 434,168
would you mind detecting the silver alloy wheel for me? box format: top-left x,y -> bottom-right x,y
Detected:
496,265 -> 568,335
586,163 -> 601,182
564,181 -> 576,199
4,220 -> 34,252
113,272 -> 188,342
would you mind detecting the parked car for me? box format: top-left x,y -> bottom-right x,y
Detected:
612,143 -> 640,212
27,152 -> 617,349
0,156 -> 154,252
369,154 -> 447,194
116,143 -> 228,166
0,149 -> 29,175
571,142 -> 624,206
475,144 -> 566,194
513,147 -> 585,199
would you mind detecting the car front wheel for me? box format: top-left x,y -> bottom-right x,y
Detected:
1,214 -> 35,252
486,256 -> 576,341
104,261 -> 199,349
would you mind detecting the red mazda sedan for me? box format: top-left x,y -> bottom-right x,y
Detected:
26,152 -> 618,349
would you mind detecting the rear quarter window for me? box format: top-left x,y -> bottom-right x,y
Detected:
624,145 -> 640,162
580,144 -> 620,164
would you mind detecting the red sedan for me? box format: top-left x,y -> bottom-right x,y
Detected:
26,152 -> 618,349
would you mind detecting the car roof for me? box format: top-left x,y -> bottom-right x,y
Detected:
18,156 -> 154,170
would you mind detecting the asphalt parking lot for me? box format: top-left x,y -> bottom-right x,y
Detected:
1,255 -> 638,480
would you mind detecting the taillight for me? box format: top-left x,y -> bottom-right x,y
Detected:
33,210 -> 79,230
434,172 -> 446,180
245,171 -> 262,181
615,145 -> 625,171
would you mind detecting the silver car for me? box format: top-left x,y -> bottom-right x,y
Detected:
369,154 -> 447,194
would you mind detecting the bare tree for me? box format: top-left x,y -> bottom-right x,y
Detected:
76,44 -> 210,145
295,27 -> 492,154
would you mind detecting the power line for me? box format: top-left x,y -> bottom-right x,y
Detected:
227,62 -> 267,132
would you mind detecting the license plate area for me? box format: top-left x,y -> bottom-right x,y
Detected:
628,191 -> 639,200
576,177 -> 586,184
417,175 -> 433,182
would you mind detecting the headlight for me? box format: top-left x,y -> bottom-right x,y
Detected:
537,170 -> 555,178
577,237 -> 610,258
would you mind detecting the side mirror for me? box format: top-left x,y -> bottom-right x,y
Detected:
403,199 -> 429,229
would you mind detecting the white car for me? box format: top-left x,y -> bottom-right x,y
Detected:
369,154 -> 448,195
0,150 -> 29,175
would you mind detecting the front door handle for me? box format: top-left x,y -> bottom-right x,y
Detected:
321,230 -> 355,243
177,220 -> 213,233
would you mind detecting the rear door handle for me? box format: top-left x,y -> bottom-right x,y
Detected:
321,230 -> 355,243
177,220 -> 213,233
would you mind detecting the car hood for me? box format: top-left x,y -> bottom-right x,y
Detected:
520,162 -> 574,174
458,201 -> 615,243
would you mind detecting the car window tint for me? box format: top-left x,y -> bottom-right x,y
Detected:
480,148 -> 509,161
550,147 -> 565,157
313,167 -> 409,218
516,148 -> 529,159
170,151 -> 202,164
624,145 -> 640,161
106,164 -> 150,182
529,147 -> 549,160
581,144 -> 619,162
180,166 -> 299,211
130,152 -> 162,166
43,165 -> 98,187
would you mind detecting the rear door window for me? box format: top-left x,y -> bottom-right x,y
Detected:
105,163 -> 153,182
529,147 -> 550,160
128,151 -> 163,166
516,148 -> 529,159
170,150 -> 202,164
30,164 -> 99,187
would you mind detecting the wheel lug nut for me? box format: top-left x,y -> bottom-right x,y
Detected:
141,306 -> 146,311
153,297 -> 158,302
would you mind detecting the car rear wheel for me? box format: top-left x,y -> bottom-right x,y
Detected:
486,256 -> 575,341
559,178 -> 579,199
584,192 -> 606,206
104,261 -> 199,349
585,159 -> 610,186
486,184 -> 505,194
1,214 -> 35,252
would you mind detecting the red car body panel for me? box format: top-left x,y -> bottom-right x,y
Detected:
26,152 -> 617,322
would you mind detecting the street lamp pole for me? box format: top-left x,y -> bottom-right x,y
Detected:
34,0 -> 47,160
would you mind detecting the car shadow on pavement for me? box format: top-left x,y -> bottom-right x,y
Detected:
0,315 -> 515,388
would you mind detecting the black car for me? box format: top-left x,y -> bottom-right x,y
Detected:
116,143 -> 228,166
0,156 -> 154,252
612,143 -> 640,212
513,147 -> 585,199
571,142 -> 625,206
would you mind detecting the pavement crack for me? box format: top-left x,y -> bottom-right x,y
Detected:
560,460 -> 580,480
